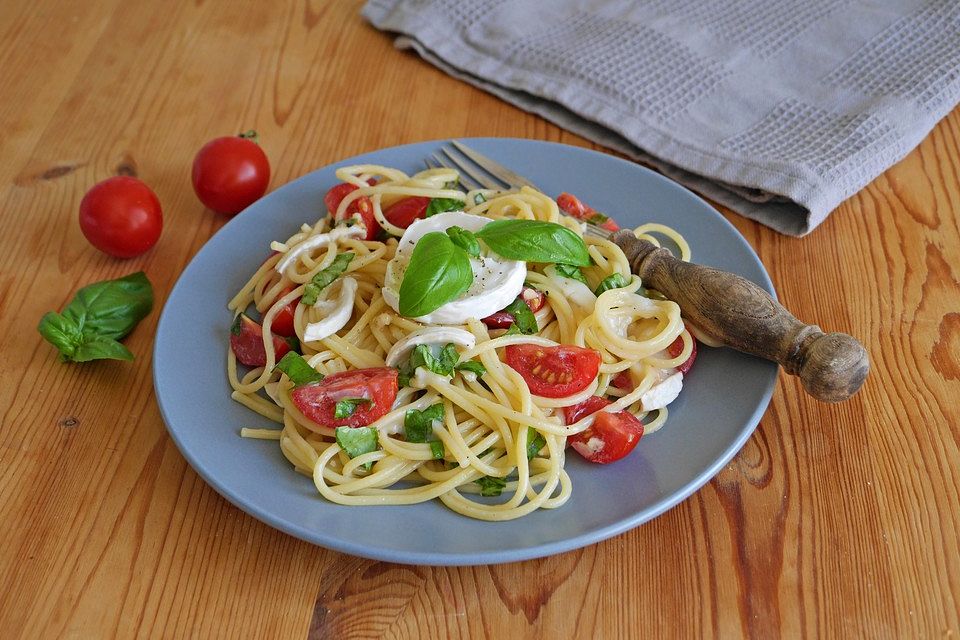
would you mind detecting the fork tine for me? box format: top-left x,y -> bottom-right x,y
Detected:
450,140 -> 541,191
440,147 -> 501,190
430,153 -> 483,191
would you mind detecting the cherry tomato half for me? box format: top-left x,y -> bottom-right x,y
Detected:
481,286 -> 546,329
291,367 -> 399,428
192,132 -> 270,215
230,313 -> 293,367
563,396 -> 644,464
270,286 -> 299,338
504,343 -> 601,398
556,192 -> 620,232
323,181 -> 379,240
382,196 -> 430,229
667,332 -> 698,375
78,176 -> 163,259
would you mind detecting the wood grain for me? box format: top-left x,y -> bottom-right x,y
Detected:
0,1 -> 958,638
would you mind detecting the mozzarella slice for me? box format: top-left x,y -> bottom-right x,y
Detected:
275,225 -> 364,274
302,277 -> 358,342
384,326 -> 477,367
383,212 -> 526,324
543,265 -> 596,313
640,371 -> 683,411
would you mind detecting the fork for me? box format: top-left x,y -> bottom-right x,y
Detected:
428,140 -> 869,403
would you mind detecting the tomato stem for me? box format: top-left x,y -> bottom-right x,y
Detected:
238,130 -> 259,144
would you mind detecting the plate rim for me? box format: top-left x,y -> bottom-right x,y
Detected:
153,136 -> 777,565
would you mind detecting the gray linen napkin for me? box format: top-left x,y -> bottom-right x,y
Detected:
363,0 -> 960,235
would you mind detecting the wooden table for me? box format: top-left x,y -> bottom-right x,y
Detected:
2,2 -> 957,637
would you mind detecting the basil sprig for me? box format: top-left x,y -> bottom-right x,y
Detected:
594,273 -> 630,296
554,262 -> 588,284
398,232 -> 472,316
335,426 -> 378,467
274,352 -> 324,385
474,219 -> 590,266
302,252 -> 354,306
37,271 -> 153,363
334,397 -> 372,419
425,197 -> 463,217
446,226 -> 480,257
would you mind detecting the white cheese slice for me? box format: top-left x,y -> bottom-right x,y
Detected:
640,371 -> 684,411
275,225 -> 364,274
302,277 -> 358,342
384,327 -> 477,367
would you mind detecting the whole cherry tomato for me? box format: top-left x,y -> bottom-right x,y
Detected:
79,176 -> 163,258
192,131 -> 270,215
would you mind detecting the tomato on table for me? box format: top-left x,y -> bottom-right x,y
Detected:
79,176 -> 163,258
383,196 -> 430,229
230,313 -> 293,367
556,192 -> 620,232
667,332 -> 698,375
562,396 -> 644,464
270,286 -> 299,337
192,131 -> 270,215
291,367 -> 399,428
323,181 -> 379,240
504,343 -> 601,398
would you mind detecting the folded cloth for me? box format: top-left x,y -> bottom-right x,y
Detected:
363,0 -> 960,235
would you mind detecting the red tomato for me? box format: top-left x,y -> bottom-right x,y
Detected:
481,287 -> 545,329
270,286 -> 299,337
230,313 -> 292,367
504,344 -> 601,398
192,132 -> 270,215
78,176 -> 163,258
611,370 -> 634,391
383,196 -> 430,229
291,367 -> 399,428
667,332 -> 698,375
556,192 -> 620,232
324,182 -> 380,240
562,396 -> 644,464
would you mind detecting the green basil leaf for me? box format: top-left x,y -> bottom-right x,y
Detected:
404,403 -> 445,442
526,427 -> 546,460
445,226 -> 480,258
334,398 -> 372,419
455,359 -> 486,377
425,197 -> 463,217
430,441 -> 445,459
38,272 -> 153,363
503,298 -> 538,335
398,232 -> 473,317
554,262 -> 588,284
302,252 -> 354,306
587,211 -> 611,225
438,343 -> 460,372
476,476 -> 507,497
594,273 -> 630,296
335,426 -> 378,460
475,220 -> 590,266
273,352 -> 324,386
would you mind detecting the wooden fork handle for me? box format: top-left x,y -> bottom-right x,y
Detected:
612,230 -> 869,402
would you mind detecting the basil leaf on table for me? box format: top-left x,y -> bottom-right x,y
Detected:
425,197 -> 463,217
302,252 -> 354,306
503,298 -> 538,335
445,226 -> 481,258
398,232 -> 473,317
553,262 -> 588,284
37,271 -> 153,363
475,219 -> 590,266
273,352 -> 324,385
594,273 -> 630,296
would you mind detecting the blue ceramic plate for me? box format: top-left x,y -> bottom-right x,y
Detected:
154,138 -> 777,565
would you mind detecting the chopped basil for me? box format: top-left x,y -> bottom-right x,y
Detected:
404,403 -> 445,443
503,298 -> 538,335
273,352 -> 324,385
425,197 -> 463,217
526,427 -> 546,460
446,226 -> 481,258
554,262 -> 588,284
333,397 -> 372,419
455,359 -> 486,377
301,252 -> 354,306
430,441 -> 445,459
587,211 -> 611,225
475,219 -> 590,266
594,273 -> 630,296
475,476 -> 507,497
398,232 -> 473,317
335,426 -> 378,463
